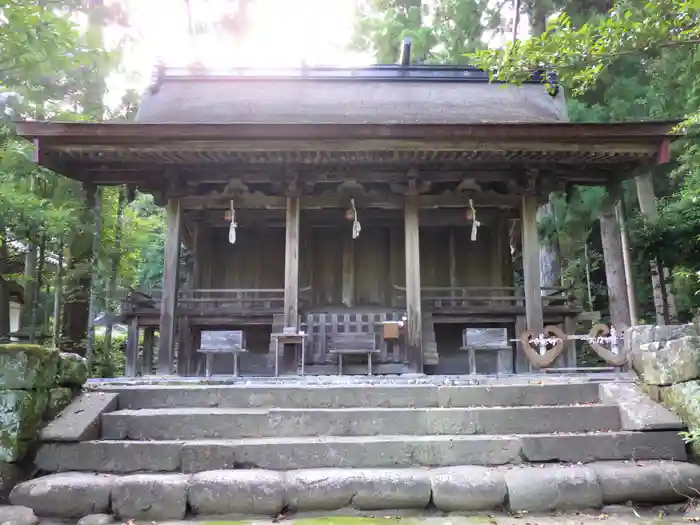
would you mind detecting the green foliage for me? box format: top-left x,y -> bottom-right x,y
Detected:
350,0 -> 490,63
90,331 -> 125,378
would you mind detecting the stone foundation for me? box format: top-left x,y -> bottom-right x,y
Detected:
0,344 -> 87,501
626,323 -> 700,456
9,461 -> 700,520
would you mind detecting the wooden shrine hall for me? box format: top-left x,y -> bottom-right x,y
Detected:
16,63 -> 675,377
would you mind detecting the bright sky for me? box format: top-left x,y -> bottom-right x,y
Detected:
127,0 -> 368,78
106,0 -> 524,106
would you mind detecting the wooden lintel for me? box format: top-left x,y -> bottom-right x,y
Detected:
185,207 -> 515,228
181,191 -> 524,210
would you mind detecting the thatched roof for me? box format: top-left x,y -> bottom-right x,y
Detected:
136,66 -> 568,125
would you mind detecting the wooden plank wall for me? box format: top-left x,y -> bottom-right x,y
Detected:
198,226 -> 286,289
199,222 -> 512,309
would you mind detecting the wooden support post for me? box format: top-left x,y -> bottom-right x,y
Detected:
284,196 -> 300,329
157,198 -> 182,375
601,185 -> 631,330
521,194 -> 544,335
341,235 -> 355,307
404,195 -> 423,373
125,316 -> 139,377
142,326 -> 155,375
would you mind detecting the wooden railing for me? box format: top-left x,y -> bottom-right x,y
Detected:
393,285 -> 577,310
121,286 -> 312,316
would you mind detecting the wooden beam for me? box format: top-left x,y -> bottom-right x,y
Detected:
404,194 -> 423,373
283,196 -> 300,328
157,198 -> 182,375
521,194 -> 544,335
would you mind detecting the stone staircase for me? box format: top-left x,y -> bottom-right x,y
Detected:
9,376 -> 700,520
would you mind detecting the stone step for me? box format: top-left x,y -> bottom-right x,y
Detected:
104,381 -> 601,409
36,430 -> 686,473
12,461 -> 700,519
101,405 -> 622,440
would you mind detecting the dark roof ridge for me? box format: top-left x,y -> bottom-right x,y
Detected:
147,62 -> 556,95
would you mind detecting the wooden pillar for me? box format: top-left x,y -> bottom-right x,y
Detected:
601,185 -> 631,330
404,195 -> 423,372
142,326 -> 155,375
157,198 -> 182,375
125,316 -> 139,377
521,194 -> 544,334
341,236 -> 355,307
283,196 -> 300,328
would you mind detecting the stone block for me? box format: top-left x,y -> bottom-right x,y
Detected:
41,392 -> 118,442
0,462 -> 27,503
0,505 -> 38,525
641,336 -> 700,385
505,465 -> 603,512
9,472 -> 115,518
76,514 -> 114,525
180,435 -> 523,471
437,383 -> 599,407
188,469 -> 285,515
35,441 -> 182,474
599,383 -> 683,431
431,466 -> 507,511
626,324 -> 698,376
520,431 -> 687,463
350,469 -> 432,510
111,474 -> 189,520
591,461 -> 700,504
45,389 -> 74,421
0,390 -> 48,462
0,346 -> 59,390
57,353 -> 87,387
285,469 -> 363,511
661,380 -> 700,456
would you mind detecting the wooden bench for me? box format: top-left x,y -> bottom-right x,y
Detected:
328,332 -> 379,375
197,330 -> 248,377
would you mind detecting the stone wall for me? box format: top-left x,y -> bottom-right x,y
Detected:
627,324 -> 700,455
0,344 -> 87,501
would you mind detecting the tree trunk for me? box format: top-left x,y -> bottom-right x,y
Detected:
537,199 -> 561,295
103,187 -> 126,361
86,187 -> 103,373
0,218 -> 10,340
52,238 -> 64,349
600,189 -> 631,329
635,172 -> 677,323
29,234 -> 46,343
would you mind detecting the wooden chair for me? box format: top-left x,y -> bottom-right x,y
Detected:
328,332 -> 379,375
197,330 -> 248,377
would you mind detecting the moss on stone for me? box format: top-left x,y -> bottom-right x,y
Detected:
661,380 -> 700,457
0,345 -> 59,390
57,352 -> 87,387
293,518 -> 416,525
0,389 -> 48,461
46,387 -> 74,420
